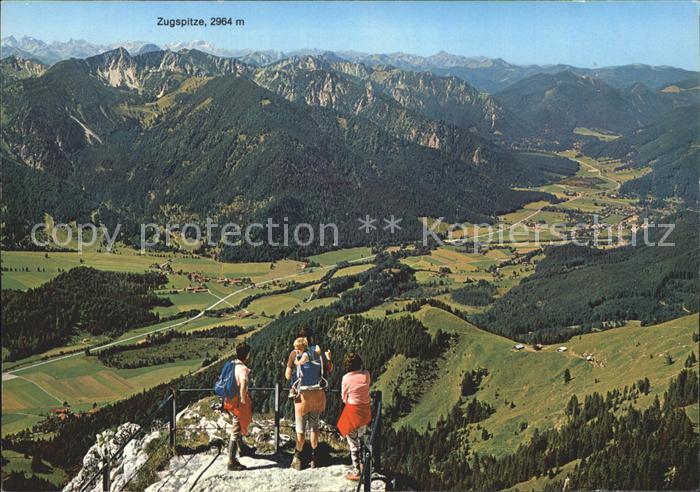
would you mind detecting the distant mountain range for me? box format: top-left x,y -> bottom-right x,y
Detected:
1,47 -> 567,252
2,36 -> 696,93
1,40 -> 696,252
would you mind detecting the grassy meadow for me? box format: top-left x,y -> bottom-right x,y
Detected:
376,307 -> 698,457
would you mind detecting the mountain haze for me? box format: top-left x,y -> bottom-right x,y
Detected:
2,36 -> 696,93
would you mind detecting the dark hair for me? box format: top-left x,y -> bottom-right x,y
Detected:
298,327 -> 314,344
344,353 -> 363,373
236,342 -> 251,361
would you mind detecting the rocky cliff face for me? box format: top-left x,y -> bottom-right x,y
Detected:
84,48 -> 250,94
0,55 -> 47,78
63,423 -> 161,492
64,397 -> 386,492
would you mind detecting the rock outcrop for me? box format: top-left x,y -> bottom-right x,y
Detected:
63,423 -> 161,492
145,450 -> 386,492
64,397 -> 387,492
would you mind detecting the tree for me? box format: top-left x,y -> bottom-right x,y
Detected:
564,369 -> 572,384
565,394 -> 580,418
684,352 -> 697,368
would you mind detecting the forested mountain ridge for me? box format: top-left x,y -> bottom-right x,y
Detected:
1,48 -> 568,252
253,55 -> 573,186
324,56 -> 532,139
336,51 -> 698,92
495,70 -> 670,138
1,55 -> 142,178
72,73 -> 552,227
0,55 -> 46,78
474,213 -> 699,341
585,104 -> 700,204
1,267 -> 170,360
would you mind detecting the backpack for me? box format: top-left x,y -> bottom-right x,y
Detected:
214,360 -> 239,399
295,345 -> 327,390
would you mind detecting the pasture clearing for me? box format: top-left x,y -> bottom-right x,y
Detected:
397,307 -> 698,457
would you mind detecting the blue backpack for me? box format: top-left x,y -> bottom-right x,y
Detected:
295,345 -> 327,389
214,360 -> 240,399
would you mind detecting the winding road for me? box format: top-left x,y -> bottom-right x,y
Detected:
3,254 -> 375,376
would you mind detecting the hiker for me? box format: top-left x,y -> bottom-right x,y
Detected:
285,327 -> 332,470
223,342 -> 255,471
337,353 -> 372,481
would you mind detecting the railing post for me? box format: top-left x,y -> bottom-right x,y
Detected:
363,445 -> 372,492
169,390 -> 177,449
101,457 -> 110,492
373,391 -> 382,471
274,382 -> 280,454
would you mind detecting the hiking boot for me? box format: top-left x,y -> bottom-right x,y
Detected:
238,438 -> 255,457
228,458 -> 247,471
345,471 -> 361,481
309,449 -> 317,469
290,450 -> 303,471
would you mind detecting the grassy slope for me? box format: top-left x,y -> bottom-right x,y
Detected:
0,449 -> 68,488
394,306 -> 697,457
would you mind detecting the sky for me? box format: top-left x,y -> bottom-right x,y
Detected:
1,1 -> 698,69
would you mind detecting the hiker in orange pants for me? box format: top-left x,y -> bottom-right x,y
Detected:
224,342 -> 254,471
337,353 -> 371,481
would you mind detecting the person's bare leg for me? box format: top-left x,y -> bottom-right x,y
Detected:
291,432 -> 305,470
227,417 -> 246,471
310,430 -> 319,449
296,432 -> 305,451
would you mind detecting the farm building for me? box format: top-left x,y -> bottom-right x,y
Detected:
557,346 -> 568,353
185,285 -> 208,293
513,344 -> 525,350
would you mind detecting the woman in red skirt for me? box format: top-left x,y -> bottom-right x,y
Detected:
336,353 -> 372,481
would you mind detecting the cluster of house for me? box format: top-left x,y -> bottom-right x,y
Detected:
189,272 -> 210,283
49,406 -> 98,421
184,285 -> 209,293
177,272 -> 253,293
214,276 -> 250,286
512,343 -> 545,351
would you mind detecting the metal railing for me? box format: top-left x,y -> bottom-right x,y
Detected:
80,384 -> 381,492
172,386 -> 283,453
357,391 -> 383,492
80,393 -> 175,492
